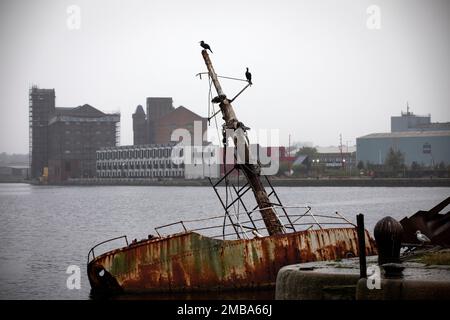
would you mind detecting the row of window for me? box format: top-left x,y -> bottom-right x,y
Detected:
319,158 -> 355,163
97,171 -> 183,178
96,162 -> 184,170
64,130 -> 106,135
97,148 -> 173,160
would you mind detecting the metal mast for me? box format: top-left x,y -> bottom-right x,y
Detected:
201,50 -> 284,235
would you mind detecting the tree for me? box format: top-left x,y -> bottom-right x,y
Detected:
295,147 -> 317,173
357,160 -> 365,170
410,161 -> 421,171
384,147 -> 405,174
295,147 -> 317,158
438,161 -> 446,171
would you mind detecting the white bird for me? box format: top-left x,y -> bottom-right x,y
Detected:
416,230 -> 431,244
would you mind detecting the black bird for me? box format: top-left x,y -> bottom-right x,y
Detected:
245,67 -> 252,85
199,41 -> 213,53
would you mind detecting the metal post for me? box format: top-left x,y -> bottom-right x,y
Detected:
357,214 -> 367,278
201,50 -> 284,235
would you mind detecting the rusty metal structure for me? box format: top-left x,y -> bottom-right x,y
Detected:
400,196 -> 450,247
88,228 -> 376,293
201,50 -> 283,236
87,48 -> 378,294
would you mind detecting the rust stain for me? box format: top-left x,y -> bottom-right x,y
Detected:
88,228 -> 377,293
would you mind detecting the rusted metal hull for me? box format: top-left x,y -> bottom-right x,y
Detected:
88,228 -> 377,294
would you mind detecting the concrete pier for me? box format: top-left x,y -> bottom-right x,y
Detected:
275,254 -> 450,300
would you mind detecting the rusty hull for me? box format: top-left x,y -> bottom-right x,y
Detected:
88,228 -> 376,293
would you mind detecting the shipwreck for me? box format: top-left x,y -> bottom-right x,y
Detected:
87,49 -> 377,294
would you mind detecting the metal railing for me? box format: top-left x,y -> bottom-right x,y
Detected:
87,235 -> 128,264
153,206 -> 356,240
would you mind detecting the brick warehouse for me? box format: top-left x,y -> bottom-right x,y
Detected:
132,97 -> 207,145
29,86 -> 120,182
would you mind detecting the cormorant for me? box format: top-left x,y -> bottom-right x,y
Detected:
200,41 -> 213,53
245,67 -> 252,85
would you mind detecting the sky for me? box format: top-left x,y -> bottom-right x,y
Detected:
0,0 -> 449,154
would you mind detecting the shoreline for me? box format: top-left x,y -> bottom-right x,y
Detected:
3,178 -> 450,187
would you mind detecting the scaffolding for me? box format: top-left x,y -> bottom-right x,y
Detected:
28,86 -> 33,175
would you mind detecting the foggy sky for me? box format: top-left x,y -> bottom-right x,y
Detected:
1,0 -> 449,154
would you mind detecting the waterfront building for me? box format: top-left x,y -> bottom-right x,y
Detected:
357,130 -> 450,166
391,107 -> 450,132
357,107 -> 450,166
132,98 -> 207,145
315,146 -> 356,168
29,86 -> 120,182
95,143 -> 219,179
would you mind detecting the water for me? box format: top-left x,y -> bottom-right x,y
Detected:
0,183 -> 448,300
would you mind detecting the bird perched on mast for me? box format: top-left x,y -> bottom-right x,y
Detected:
245,67 -> 252,85
416,230 -> 431,245
199,41 -> 213,53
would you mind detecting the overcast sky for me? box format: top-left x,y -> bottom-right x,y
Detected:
1,0 -> 449,154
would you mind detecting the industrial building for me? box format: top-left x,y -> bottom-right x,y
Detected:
391,107 -> 450,132
96,144 -> 219,179
132,98 -> 207,145
357,131 -> 450,166
29,86 -> 120,182
315,146 -> 356,168
357,108 -> 450,166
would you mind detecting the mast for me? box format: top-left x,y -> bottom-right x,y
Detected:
201,50 -> 284,236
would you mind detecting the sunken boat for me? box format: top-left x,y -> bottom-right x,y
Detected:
87,49 -> 377,294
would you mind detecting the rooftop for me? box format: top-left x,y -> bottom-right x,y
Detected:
359,130 -> 450,139
316,146 -> 356,154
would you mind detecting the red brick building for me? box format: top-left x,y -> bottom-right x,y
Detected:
132,97 -> 207,146
155,106 -> 207,144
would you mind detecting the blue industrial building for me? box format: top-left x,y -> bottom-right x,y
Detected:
357,130 -> 450,166
357,109 -> 450,166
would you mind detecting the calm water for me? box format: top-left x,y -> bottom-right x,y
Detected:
0,183 -> 448,300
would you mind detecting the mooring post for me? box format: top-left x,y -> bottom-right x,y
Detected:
201,49 -> 284,235
357,214 -> 367,278
374,216 -> 404,278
